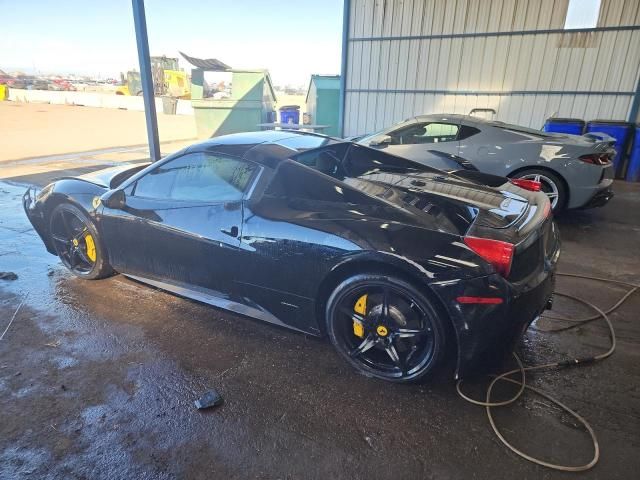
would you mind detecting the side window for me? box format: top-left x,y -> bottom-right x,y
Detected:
458,125 -> 481,140
133,152 -> 257,202
390,123 -> 459,145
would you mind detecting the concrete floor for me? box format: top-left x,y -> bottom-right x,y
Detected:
0,171 -> 639,479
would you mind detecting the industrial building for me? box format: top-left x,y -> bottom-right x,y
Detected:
340,0 -> 640,136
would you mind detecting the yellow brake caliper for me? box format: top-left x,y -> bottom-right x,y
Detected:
353,294 -> 367,338
84,234 -> 97,262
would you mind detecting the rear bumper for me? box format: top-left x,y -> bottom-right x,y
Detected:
430,220 -> 560,378
580,184 -> 614,209
569,163 -> 614,209
432,270 -> 556,378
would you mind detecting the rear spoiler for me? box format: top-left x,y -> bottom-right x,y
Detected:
582,132 -> 616,148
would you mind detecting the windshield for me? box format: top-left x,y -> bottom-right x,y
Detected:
275,133 -> 340,151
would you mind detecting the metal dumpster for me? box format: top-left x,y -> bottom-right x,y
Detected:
586,120 -> 634,178
543,117 -> 585,136
625,125 -> 640,182
280,105 -> 300,125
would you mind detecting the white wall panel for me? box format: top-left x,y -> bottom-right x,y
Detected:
343,0 -> 640,135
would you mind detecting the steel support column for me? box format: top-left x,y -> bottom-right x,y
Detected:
132,0 -> 161,162
338,0 -> 351,138
628,71 -> 640,123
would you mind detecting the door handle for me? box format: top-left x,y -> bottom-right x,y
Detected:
221,226 -> 239,238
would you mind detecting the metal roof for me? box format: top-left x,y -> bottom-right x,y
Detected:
179,51 -> 231,71
306,74 -> 340,103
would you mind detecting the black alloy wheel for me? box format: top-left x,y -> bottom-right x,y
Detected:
326,274 -> 445,383
49,203 -> 112,279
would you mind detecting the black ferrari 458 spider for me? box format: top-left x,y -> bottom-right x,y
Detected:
24,131 -> 559,382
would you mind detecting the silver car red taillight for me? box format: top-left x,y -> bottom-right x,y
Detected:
510,178 -> 541,191
579,153 -> 611,165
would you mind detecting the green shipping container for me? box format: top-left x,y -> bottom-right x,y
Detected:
191,69 -> 277,138
305,75 -> 340,137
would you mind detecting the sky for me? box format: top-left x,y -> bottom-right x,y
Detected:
1,0 -> 344,87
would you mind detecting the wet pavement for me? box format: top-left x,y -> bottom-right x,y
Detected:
1,176 -> 639,479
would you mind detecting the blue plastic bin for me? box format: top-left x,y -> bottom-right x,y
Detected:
543,117 -> 585,135
280,105 -> 300,125
625,125 -> 640,182
586,120 -> 634,178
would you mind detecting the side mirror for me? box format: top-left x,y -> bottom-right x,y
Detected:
101,189 -> 126,210
369,135 -> 392,147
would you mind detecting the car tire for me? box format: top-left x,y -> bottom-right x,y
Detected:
326,273 -> 446,383
511,168 -> 567,211
49,203 -> 113,280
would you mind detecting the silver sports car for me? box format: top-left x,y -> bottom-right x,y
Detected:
355,114 -> 615,211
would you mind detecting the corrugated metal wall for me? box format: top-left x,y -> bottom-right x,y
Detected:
342,0 -> 640,136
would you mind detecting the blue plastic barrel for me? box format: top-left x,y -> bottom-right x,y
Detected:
625,125 -> 640,182
586,120 -> 634,178
279,105 -> 300,125
543,117 -> 585,135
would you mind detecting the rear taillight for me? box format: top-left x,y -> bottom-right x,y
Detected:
579,153 -> 611,165
464,236 -> 514,277
510,178 -> 541,191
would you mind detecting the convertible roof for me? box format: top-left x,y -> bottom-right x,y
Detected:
189,130 -> 340,168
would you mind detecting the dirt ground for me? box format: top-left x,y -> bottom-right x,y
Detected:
0,145 -> 639,479
0,102 -> 197,162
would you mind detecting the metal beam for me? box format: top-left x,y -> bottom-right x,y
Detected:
628,71 -> 640,123
346,88 -> 635,97
349,24 -> 640,42
338,0 -> 351,138
132,0 -> 161,162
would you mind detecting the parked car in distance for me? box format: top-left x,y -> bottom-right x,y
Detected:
355,114 -> 615,211
49,79 -> 76,91
6,76 -> 30,89
30,79 -> 49,90
23,131 -> 558,383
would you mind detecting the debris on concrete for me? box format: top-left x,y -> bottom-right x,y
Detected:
0,296 -> 27,341
194,389 -> 223,410
364,435 -> 374,449
0,271 -> 18,281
